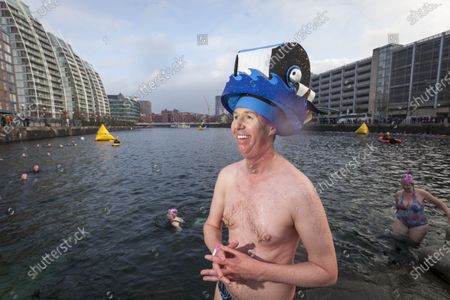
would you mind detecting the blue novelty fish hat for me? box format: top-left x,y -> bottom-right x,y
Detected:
221,42 -> 325,136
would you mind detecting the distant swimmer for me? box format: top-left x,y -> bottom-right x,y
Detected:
32,164 -> 40,174
112,137 -> 121,147
392,172 -> 450,244
166,208 -> 184,231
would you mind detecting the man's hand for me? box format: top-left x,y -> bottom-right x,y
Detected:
201,241 -> 240,285
202,245 -> 261,283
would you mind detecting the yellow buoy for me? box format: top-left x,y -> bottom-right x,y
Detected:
355,122 -> 369,135
95,124 -> 115,141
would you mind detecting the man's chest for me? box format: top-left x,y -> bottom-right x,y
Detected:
222,179 -> 295,243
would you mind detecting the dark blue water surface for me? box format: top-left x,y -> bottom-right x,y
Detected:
1,128 -> 450,299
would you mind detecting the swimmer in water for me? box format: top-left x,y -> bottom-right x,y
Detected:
392,172 -> 450,244
32,164 -> 40,173
166,208 -> 184,231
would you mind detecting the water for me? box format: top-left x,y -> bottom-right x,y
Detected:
1,129 -> 450,299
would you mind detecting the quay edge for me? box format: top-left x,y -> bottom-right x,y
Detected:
0,126 -> 135,144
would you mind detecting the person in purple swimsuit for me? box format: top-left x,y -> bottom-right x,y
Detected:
392,172 -> 450,244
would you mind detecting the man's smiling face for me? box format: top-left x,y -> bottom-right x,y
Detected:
231,108 -> 275,158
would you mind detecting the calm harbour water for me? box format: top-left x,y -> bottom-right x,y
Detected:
1,128 -> 450,300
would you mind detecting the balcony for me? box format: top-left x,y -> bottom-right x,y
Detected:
357,65 -> 371,73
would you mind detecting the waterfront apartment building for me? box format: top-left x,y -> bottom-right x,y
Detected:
47,32 -> 110,120
108,93 -> 140,123
0,0 -> 109,121
311,31 -> 450,123
0,26 -> 17,113
84,61 -> 109,118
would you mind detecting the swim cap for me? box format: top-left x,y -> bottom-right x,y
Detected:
168,208 -> 178,215
234,96 -> 280,126
401,173 -> 414,185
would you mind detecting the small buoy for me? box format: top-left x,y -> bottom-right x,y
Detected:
32,164 -> 40,174
48,143 -> 52,147
59,144 -> 63,148
46,152 -> 51,157
36,144 -> 40,148
80,137 -> 85,140
21,153 -> 27,158
20,173 -> 28,181
355,122 -> 369,135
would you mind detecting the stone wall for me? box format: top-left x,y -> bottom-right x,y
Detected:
0,126 -> 133,144
304,124 -> 450,135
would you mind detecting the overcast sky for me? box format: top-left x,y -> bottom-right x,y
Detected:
25,0 -> 450,114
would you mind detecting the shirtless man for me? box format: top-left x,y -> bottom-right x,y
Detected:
201,107 -> 337,300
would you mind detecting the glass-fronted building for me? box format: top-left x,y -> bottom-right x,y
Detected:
389,32 -> 450,121
108,93 -> 140,123
311,31 -> 450,123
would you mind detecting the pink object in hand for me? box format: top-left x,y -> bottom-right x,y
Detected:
212,244 -> 221,256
